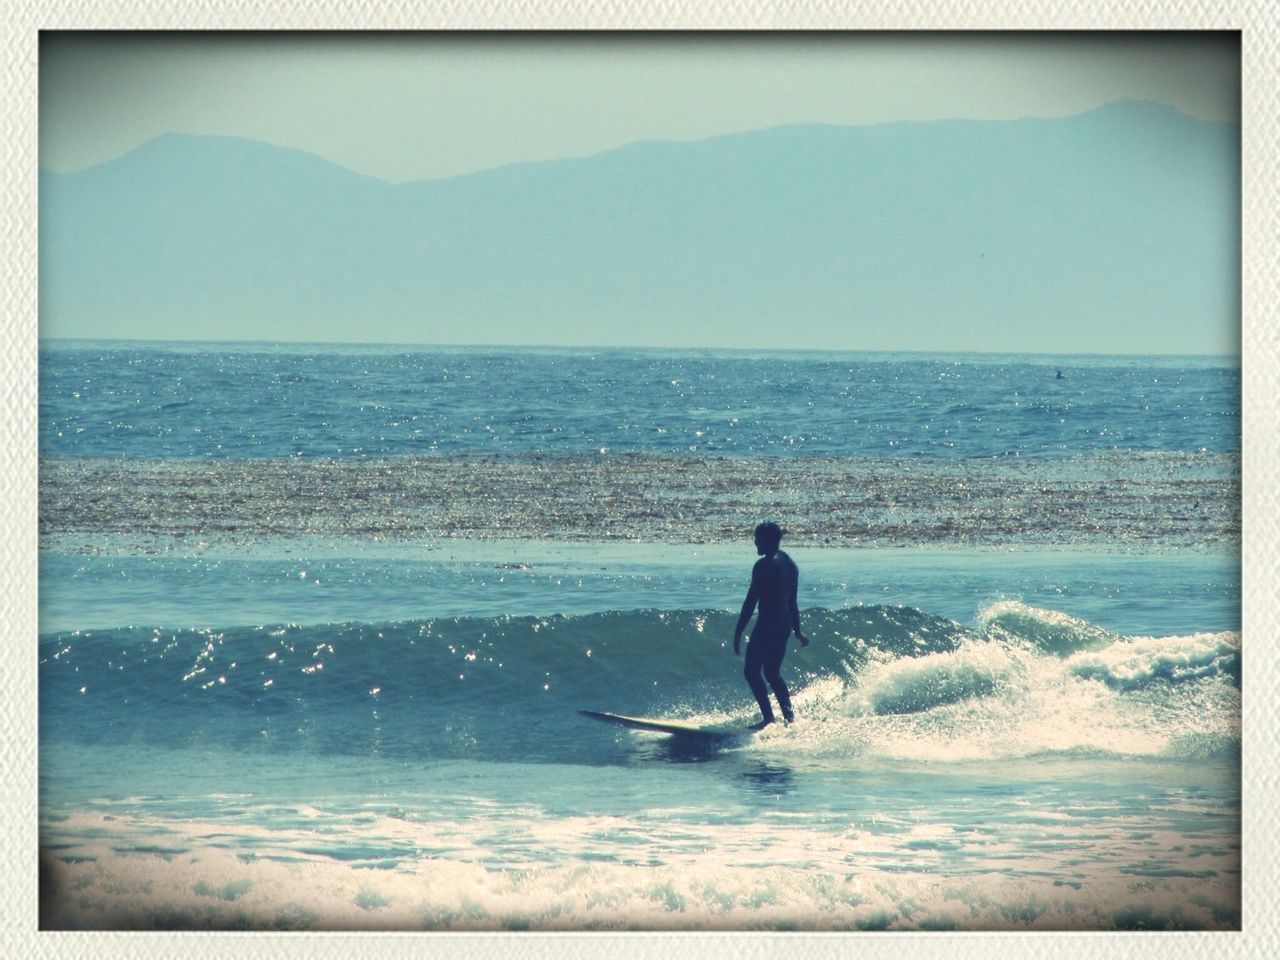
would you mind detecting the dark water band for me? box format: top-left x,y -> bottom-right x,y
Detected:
40,451 -> 1239,551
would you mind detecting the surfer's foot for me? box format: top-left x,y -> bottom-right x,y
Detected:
747,717 -> 775,731
782,713 -> 795,725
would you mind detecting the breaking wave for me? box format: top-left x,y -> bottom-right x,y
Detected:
40,601 -> 1240,766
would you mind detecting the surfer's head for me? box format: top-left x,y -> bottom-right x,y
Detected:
754,521 -> 784,555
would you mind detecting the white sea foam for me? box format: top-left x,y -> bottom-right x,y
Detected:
1065,632 -> 1239,691
41,808 -> 1239,931
732,624 -> 1241,765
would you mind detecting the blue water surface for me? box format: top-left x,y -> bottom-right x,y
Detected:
40,340 -> 1239,459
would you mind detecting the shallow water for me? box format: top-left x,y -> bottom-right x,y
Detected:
38,541 -> 1240,636
41,745 -> 1239,931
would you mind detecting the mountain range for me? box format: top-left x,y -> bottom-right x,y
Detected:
39,100 -> 1240,354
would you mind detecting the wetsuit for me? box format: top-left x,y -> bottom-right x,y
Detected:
736,549 -> 801,723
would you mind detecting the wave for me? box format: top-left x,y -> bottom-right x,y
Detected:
39,814 -> 1240,931
978,599 -> 1119,655
1065,633 -> 1240,691
860,641 -> 1015,715
39,603 -> 1240,765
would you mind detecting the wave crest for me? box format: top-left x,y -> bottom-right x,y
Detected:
1065,633 -> 1240,691
861,642 -> 1016,715
978,600 -> 1119,655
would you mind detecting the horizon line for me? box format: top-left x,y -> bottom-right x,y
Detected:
38,334 -> 1241,362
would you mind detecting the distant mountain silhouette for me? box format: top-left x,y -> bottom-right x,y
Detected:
39,100 -> 1239,353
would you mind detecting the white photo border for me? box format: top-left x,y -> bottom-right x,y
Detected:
5,3 -> 1274,958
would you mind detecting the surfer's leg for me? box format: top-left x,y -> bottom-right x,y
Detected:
762,637 -> 794,723
743,641 -> 775,723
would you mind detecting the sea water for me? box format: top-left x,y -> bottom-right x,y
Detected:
38,341 -> 1240,930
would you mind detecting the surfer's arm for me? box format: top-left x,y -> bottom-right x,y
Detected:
790,600 -> 804,640
733,570 -> 761,652
789,560 -> 808,646
734,587 -> 758,638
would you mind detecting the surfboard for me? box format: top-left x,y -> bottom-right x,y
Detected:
578,709 -> 750,740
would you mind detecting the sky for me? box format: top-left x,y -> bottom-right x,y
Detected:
38,32 -> 1240,354
40,32 -> 1240,184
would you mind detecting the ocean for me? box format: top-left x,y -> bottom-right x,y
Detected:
38,341 -> 1241,931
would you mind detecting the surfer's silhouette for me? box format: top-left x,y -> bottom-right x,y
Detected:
734,521 -> 808,729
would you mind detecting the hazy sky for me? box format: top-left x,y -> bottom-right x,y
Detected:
40,32 -> 1240,183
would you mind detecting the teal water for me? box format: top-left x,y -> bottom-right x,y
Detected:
38,344 -> 1240,930
40,340 -> 1238,459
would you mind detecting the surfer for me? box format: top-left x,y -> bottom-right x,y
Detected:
734,521 -> 808,729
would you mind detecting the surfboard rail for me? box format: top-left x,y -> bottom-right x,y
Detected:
578,709 -> 748,739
